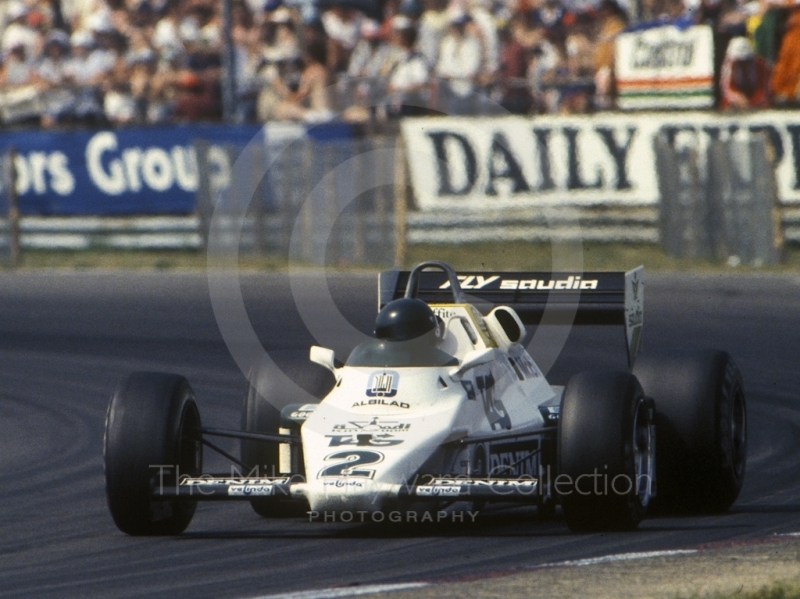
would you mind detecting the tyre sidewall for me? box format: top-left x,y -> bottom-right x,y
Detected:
633,349 -> 746,513
558,370 -> 649,531
104,372 -> 200,535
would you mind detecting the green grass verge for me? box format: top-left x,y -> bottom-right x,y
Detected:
10,249 -> 289,271
682,580 -> 800,599
6,242 -> 800,271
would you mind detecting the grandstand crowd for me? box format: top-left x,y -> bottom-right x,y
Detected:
0,0 -> 797,126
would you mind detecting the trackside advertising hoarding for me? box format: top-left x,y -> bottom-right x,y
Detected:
0,122 -> 352,215
615,25 -> 715,110
401,112 -> 800,210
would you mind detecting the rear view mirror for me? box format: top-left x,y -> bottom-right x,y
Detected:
310,346 -> 337,374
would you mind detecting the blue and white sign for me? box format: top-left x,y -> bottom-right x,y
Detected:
0,122 -> 354,215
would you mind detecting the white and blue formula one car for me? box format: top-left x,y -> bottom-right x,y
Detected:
104,261 -> 747,535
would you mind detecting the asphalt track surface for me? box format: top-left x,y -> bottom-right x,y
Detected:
1,270 -> 799,598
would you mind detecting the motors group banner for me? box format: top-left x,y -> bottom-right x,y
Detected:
0,122 -> 353,215
615,25 -> 715,110
401,112 -> 800,210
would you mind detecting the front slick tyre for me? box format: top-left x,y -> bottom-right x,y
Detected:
104,372 -> 202,536
558,371 -> 655,532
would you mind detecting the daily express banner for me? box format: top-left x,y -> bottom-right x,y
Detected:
615,25 -> 715,110
0,122 -> 352,215
401,113 -> 800,209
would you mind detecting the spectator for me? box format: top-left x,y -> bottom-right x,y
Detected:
152,1 -> 184,62
386,15 -> 429,116
37,29 -> 75,126
416,0 -> 448,67
497,20 -> 534,113
719,36 -> 769,109
230,1 -> 261,121
147,39 -> 184,122
2,2 -> 41,58
273,39 -> 334,122
64,29 -> 106,124
173,49 -> 222,120
770,10 -> 800,106
173,69 -> 221,120
342,18 -> 399,115
60,0 -> 105,32
347,19 -> 396,80
127,48 -> 160,121
517,16 -> 560,112
530,0 -> 570,45
435,8 -> 482,114
398,0 -> 424,21
255,6 -> 302,121
105,37 -> 144,126
322,5 -> 362,51
467,0 -> 499,83
8,0 -> 791,124
701,0 -> 748,104
321,6 -> 361,73
560,11 -> 595,113
127,0 -> 159,30
0,31 -> 43,124
261,7 -> 300,62
753,4 -> 783,65
593,0 -> 627,109
85,11 -> 122,82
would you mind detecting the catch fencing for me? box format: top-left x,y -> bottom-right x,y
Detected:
194,136 -> 400,266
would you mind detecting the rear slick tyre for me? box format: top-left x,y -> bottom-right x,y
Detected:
558,371 -> 655,532
104,372 -> 202,536
633,349 -> 746,514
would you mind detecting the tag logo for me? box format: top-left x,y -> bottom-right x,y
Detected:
366,371 -> 399,398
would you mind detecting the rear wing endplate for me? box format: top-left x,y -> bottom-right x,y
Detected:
379,267 -> 644,367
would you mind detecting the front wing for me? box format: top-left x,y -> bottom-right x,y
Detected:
154,476 -> 540,503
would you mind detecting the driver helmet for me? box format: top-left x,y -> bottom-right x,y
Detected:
375,298 -> 441,342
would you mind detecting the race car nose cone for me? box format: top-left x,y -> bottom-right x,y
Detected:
306,479 -> 393,514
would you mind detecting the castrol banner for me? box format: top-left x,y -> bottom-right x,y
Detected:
615,24 -> 715,110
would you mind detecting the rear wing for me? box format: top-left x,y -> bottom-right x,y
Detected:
379,267 -> 644,367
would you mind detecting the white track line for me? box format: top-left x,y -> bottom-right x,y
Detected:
537,549 -> 698,568
249,582 -> 429,599
250,549 -> 702,598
